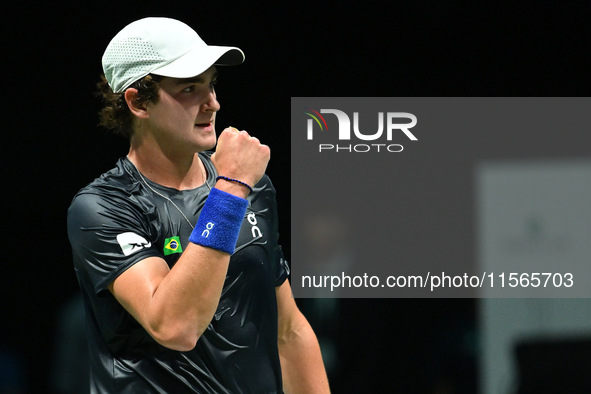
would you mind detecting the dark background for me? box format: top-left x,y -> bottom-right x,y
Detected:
2,1 -> 590,393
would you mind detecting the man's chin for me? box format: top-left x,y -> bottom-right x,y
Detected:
197,138 -> 217,152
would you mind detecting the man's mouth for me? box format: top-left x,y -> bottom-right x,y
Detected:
194,122 -> 214,130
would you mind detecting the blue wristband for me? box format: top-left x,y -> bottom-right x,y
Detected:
189,188 -> 248,254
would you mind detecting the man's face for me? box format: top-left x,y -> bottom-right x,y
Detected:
145,66 -> 220,154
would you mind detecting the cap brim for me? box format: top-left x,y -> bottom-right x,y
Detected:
151,45 -> 245,79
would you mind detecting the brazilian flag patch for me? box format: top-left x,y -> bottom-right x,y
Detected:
163,236 -> 183,256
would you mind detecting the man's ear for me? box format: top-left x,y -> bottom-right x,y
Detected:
124,88 -> 149,119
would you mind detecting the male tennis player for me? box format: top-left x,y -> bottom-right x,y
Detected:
67,17 -> 329,393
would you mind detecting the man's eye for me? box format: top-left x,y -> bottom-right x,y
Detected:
183,85 -> 195,93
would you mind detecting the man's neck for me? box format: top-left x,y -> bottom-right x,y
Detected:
127,146 -> 207,191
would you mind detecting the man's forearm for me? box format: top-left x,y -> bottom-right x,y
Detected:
110,243 -> 231,351
278,316 -> 330,393
146,243 -> 231,345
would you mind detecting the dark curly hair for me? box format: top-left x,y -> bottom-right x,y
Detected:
95,74 -> 164,138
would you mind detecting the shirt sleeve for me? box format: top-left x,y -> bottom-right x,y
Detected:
258,175 -> 290,287
273,244 -> 290,287
67,190 -> 161,295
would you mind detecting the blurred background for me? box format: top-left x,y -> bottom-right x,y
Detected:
2,1 -> 591,393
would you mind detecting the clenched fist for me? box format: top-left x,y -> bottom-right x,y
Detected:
211,127 -> 270,197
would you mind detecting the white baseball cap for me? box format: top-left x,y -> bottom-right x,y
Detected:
102,17 -> 245,93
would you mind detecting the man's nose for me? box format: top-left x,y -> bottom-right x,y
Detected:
204,90 -> 220,112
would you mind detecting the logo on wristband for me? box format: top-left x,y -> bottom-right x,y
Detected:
202,222 -> 215,238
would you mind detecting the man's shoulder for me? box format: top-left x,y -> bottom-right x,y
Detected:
256,173 -> 276,193
67,158 -> 153,242
74,158 -> 135,194
69,158 -> 139,212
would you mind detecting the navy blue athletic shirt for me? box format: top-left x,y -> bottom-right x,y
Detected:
67,152 -> 289,393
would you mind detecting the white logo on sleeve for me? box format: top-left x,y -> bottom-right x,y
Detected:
116,232 -> 152,256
